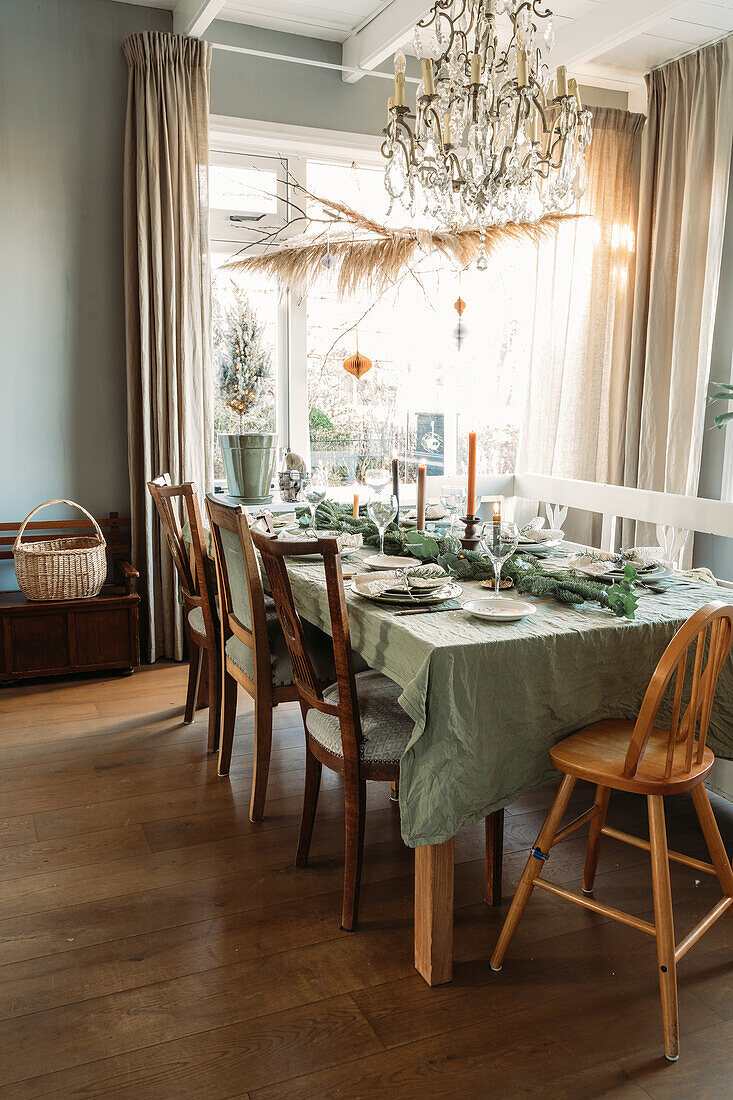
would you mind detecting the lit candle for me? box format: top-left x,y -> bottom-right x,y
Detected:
443,112 -> 452,146
417,465 -> 427,531
353,493 -> 359,519
555,65 -> 568,97
421,58 -> 435,96
470,51 -> 481,84
517,49 -> 528,87
466,432 -> 477,517
568,76 -> 582,109
391,457 -> 400,511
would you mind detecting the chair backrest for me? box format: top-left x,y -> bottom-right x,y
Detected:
624,601 -> 733,779
205,495 -> 274,691
250,528 -> 363,770
147,475 -> 217,640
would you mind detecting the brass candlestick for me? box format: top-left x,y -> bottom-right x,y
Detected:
460,515 -> 481,550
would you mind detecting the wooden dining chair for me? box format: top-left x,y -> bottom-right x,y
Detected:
147,475 -> 220,753
205,495 -> 338,819
250,526 -> 416,931
490,601 -> 733,1062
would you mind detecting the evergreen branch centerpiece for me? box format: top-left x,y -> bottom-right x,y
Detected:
294,502 -> 638,619
215,284 -> 279,504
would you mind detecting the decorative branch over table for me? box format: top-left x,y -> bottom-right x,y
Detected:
223,182 -> 581,296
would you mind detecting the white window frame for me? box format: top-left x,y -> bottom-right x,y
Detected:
209,115 -> 384,464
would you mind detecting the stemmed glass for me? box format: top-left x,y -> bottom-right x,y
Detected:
367,493 -> 398,558
304,466 -> 328,536
364,467 -> 391,496
480,520 -> 520,599
440,486 -> 467,537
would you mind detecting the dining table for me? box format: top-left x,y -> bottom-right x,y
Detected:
189,523 -> 733,987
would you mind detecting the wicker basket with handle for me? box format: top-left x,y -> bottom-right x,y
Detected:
13,500 -> 107,601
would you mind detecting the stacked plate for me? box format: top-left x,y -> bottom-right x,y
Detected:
278,526 -> 363,563
517,528 -> 565,554
568,553 -> 669,583
350,572 -> 461,607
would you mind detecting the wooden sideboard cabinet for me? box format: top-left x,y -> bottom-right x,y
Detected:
0,512 -> 140,684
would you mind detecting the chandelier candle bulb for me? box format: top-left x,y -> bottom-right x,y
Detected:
467,432 -> 477,518
568,77 -> 582,109
421,58 -> 435,96
556,65 -> 568,97
517,50 -> 528,87
470,51 -> 481,84
394,72 -> 405,106
417,465 -> 427,531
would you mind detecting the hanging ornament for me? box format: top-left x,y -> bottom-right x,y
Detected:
343,331 -> 373,379
320,223 -> 336,269
453,296 -> 468,351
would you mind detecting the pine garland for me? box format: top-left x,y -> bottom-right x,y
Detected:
294,502 -> 638,618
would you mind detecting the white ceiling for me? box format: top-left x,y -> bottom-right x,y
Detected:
110,0 -> 733,91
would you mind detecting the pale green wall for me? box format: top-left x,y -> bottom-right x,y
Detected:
0,0 -> 171,588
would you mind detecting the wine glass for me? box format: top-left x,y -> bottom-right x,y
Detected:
480,520 -> 519,599
304,466 -> 328,536
364,467 -> 391,496
367,493 -> 398,558
440,486 -> 467,537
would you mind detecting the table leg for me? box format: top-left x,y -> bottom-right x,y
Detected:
485,808 -> 504,907
414,838 -> 454,986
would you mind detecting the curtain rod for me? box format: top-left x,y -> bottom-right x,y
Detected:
648,30 -> 732,73
210,40 -> 421,84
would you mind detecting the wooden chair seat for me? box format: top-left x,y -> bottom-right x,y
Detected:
550,719 -> 715,795
305,670 -> 413,773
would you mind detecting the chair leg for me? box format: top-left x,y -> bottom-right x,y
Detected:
184,640 -> 203,724
249,697 -> 273,823
296,744 -> 322,867
491,773 -> 576,972
217,668 -> 237,777
485,809 -> 504,907
648,795 -> 679,1062
206,646 -> 221,756
582,785 -> 611,895
341,777 -> 366,932
691,784 -> 733,897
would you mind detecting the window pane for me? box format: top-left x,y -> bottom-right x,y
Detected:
305,161 -> 531,484
212,252 -> 278,481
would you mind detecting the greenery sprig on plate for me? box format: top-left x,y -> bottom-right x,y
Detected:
295,503 -> 638,618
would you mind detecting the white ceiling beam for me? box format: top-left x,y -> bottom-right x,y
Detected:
546,0 -> 688,70
342,0 -> 429,84
173,0 -> 229,37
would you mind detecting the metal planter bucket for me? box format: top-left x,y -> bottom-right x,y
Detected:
219,432 -> 279,504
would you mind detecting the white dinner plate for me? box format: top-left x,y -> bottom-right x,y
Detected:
518,538 -> 564,554
463,598 -> 538,622
363,554 -> 422,571
351,575 -> 461,606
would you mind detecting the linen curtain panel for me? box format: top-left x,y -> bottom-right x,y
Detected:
123,32 -> 213,661
625,37 -> 733,515
514,107 -> 644,542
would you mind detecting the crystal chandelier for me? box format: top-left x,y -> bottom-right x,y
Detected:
381,0 -> 593,234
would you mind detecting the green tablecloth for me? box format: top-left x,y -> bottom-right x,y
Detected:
282,557 -> 733,847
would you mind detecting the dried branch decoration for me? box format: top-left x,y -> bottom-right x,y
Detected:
222,184 -> 581,297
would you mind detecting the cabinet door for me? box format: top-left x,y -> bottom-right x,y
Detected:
74,608 -> 133,666
8,613 -> 70,674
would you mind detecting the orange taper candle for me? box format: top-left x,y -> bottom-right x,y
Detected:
353,493 -> 359,518
417,464 -> 427,531
466,432 -> 477,516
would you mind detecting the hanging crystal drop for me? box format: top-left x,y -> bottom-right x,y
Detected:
544,15 -> 555,51
573,156 -> 588,198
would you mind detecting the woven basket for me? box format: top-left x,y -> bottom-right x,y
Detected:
13,500 -> 107,601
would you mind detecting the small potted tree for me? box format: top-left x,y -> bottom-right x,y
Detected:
216,285 -> 278,503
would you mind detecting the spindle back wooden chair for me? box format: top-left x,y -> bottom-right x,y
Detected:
251,527 -> 415,931
205,496 -> 303,816
491,601 -> 733,1062
147,476 -> 220,753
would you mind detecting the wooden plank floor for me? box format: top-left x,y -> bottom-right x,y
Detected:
0,662 -> 732,1098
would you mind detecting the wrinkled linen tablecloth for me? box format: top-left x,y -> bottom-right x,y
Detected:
282,560 -> 733,847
